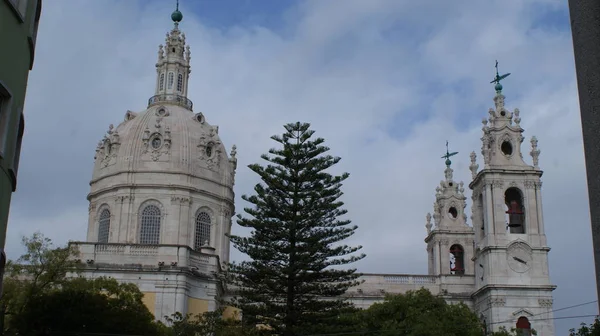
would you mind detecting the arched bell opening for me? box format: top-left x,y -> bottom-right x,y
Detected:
505,187 -> 525,234
516,316 -> 532,336
449,244 -> 465,275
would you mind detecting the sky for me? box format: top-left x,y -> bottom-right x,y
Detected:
5,0 -> 596,334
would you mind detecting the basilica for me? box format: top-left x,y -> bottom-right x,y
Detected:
69,7 -> 556,335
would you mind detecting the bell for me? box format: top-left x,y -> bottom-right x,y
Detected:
506,200 -> 523,228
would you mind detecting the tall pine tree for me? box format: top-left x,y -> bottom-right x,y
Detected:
228,122 -> 365,336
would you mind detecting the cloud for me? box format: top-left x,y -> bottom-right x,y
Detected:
6,0 -> 594,334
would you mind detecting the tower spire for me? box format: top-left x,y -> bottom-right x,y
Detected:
148,0 -> 193,111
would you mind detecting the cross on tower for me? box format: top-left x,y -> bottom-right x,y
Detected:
490,60 -> 511,93
441,141 -> 458,166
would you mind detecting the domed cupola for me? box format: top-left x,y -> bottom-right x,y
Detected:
86,6 -> 237,265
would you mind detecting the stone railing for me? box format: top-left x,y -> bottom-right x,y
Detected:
70,242 -> 219,273
382,275 -> 437,285
148,94 -> 193,111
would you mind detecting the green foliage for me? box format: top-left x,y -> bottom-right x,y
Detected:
488,325 -> 537,335
569,318 -> 600,336
227,122 -> 365,336
11,277 -> 162,336
356,288 -> 484,336
1,233 -> 162,336
164,310 -> 265,336
0,232 -> 80,333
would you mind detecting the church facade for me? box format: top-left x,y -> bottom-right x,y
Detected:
69,9 -> 556,335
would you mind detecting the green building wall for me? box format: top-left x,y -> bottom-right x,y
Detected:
0,0 -> 42,287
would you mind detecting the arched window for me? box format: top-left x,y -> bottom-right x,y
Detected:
159,73 -> 165,91
177,73 -> 183,92
449,244 -> 465,275
516,316 -> 532,336
139,204 -> 161,244
194,211 -> 211,250
167,72 -> 174,89
98,208 -> 111,243
505,187 -> 525,234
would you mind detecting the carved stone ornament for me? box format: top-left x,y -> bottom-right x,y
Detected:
509,181 -> 518,188
124,110 -> 137,121
524,180 -> 535,189
538,298 -> 553,307
88,203 -> 97,213
530,136 -> 540,168
492,180 -> 504,189
142,118 -> 172,161
198,127 -> 222,171
171,196 -> 192,205
95,124 -> 121,168
469,151 -> 479,179
488,297 -> 506,307
440,239 -> 449,246
115,195 -> 134,204
534,181 -> 543,190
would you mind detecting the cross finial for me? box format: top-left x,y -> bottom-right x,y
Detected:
490,60 -> 511,93
176,0 -> 179,11
441,141 -> 458,166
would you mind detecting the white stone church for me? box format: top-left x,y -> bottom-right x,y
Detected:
70,8 -> 556,336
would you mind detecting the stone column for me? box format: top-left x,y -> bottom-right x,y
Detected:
569,0 -> 600,312
484,183 -> 495,235
169,197 -> 182,245
86,202 -> 97,241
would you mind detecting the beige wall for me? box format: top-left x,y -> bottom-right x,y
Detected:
188,297 -> 209,317
142,292 -> 156,315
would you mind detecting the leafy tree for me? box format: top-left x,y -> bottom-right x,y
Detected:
357,288 -> 484,336
228,122 -> 365,336
164,310 -> 265,336
10,277 -> 164,336
569,318 -> 600,336
0,232 -> 80,334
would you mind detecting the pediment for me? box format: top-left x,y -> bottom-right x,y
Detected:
512,308 -> 534,317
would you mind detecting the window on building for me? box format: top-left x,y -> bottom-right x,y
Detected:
449,244 -> 465,275
139,204 -> 161,244
159,73 -> 165,91
98,208 -> 111,243
177,74 -> 183,92
167,72 -> 174,89
11,112 -> 25,187
7,0 -> 28,19
194,212 -> 211,250
0,84 -> 11,159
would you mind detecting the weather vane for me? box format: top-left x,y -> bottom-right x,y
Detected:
441,141 -> 458,166
490,60 -> 511,93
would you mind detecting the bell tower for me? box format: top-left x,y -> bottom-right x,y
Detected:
425,143 -> 475,277
469,63 -> 556,335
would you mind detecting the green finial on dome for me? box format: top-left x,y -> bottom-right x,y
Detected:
490,60 -> 510,94
441,141 -> 458,167
171,0 -> 183,23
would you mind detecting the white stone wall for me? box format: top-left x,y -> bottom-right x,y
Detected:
71,242 -> 223,323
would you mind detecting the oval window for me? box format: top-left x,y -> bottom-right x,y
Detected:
501,141 -> 513,156
449,207 -> 458,219
151,136 -> 162,149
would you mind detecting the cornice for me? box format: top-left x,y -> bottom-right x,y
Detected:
469,168 -> 543,190
471,284 -> 557,298
87,183 -> 235,207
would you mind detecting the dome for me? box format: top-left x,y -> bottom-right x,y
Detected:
91,105 -> 236,196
